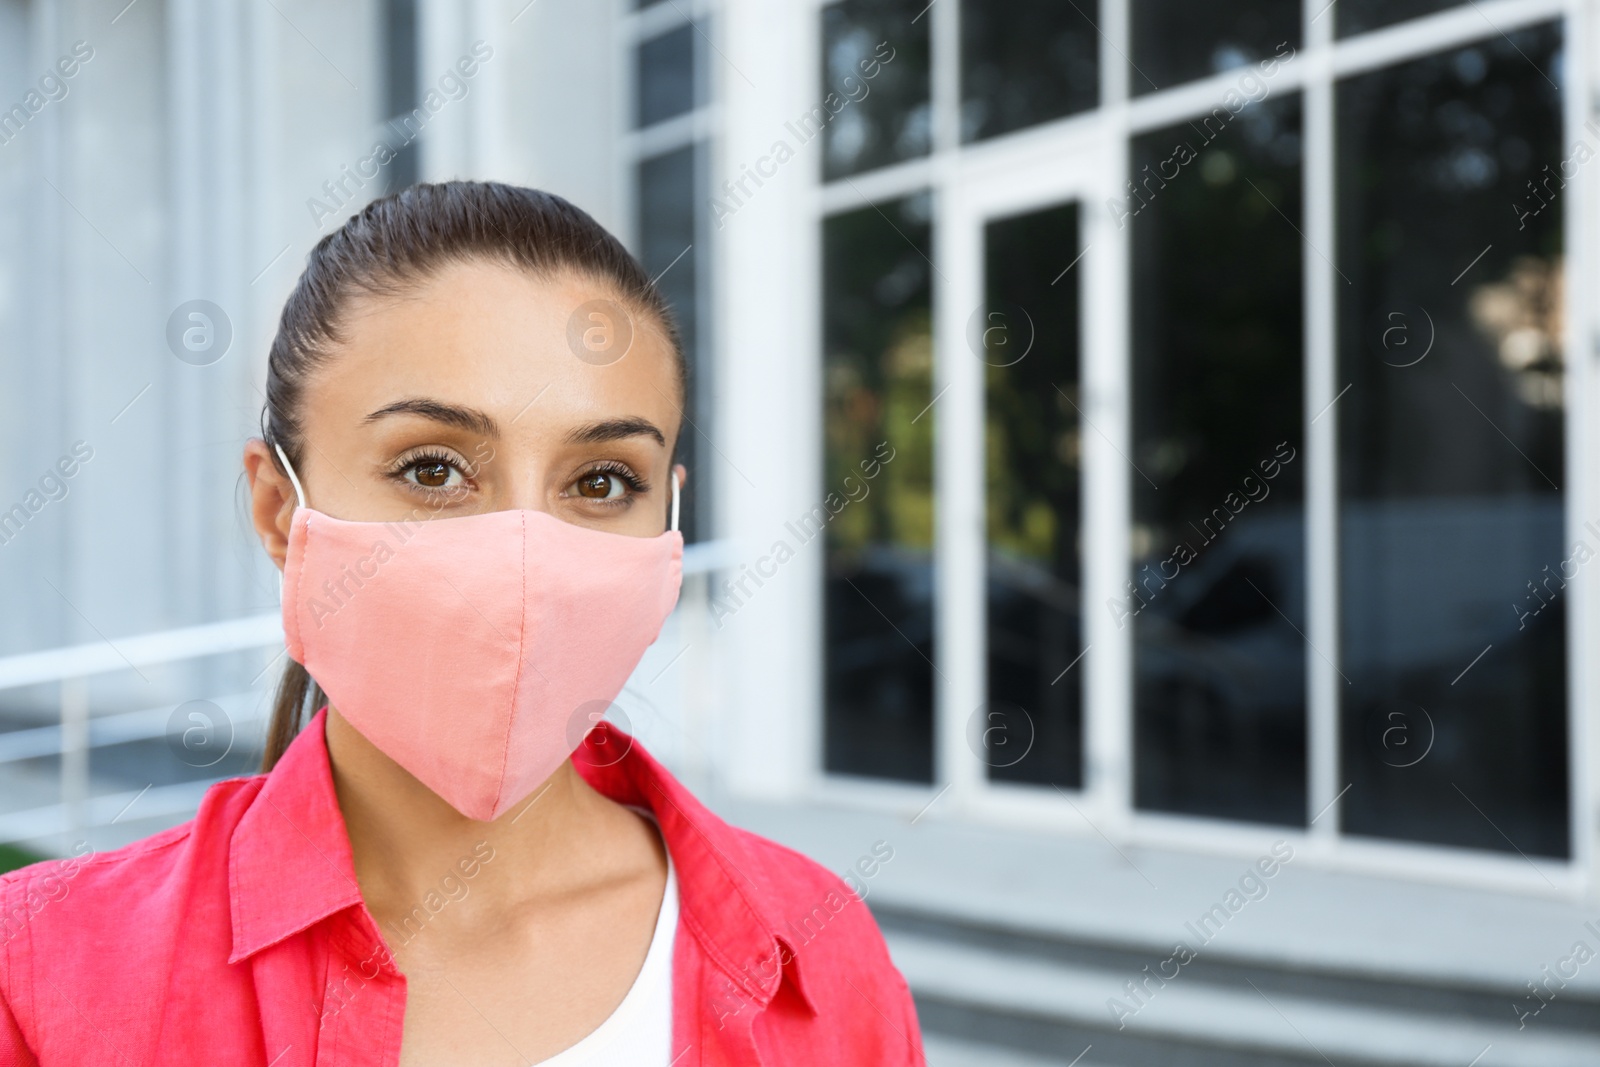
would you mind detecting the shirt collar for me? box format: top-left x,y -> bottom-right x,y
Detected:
228,709 -> 816,1015
228,707 -> 366,964
574,721 -> 818,1016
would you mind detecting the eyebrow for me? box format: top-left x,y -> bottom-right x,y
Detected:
565,417 -> 667,448
364,399 -> 666,448
364,398 -> 499,438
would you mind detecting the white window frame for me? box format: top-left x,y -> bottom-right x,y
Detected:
617,0 -> 722,254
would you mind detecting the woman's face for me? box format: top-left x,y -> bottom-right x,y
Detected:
246,259 -> 685,565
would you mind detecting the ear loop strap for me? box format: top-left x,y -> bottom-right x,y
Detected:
273,442 -> 307,509
272,443 -> 306,604
669,470 -> 680,534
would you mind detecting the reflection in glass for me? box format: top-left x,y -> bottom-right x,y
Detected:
1130,93 -> 1307,825
982,204 -> 1083,788
1338,0 -> 1464,39
1129,0 -> 1299,95
1336,24 -> 1567,857
637,146 -> 705,542
960,0 -> 1098,142
821,0 -> 931,180
636,24 -> 697,129
823,194 -> 936,782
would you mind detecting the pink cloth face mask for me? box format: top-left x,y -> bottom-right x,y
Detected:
273,443 -> 684,821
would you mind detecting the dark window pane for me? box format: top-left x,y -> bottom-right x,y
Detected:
823,193 -> 936,782
1338,0 -> 1464,38
382,0 -> 419,192
1336,24 -> 1567,857
638,146 -> 705,543
961,0 -> 1098,141
1130,93 -> 1307,826
821,0 -> 931,180
637,24 -> 697,128
1130,0 -> 1299,95
982,203 -> 1084,788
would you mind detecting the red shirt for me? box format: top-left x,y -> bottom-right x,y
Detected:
0,708 -> 925,1065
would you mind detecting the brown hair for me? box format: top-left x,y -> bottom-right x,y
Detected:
259,180 -> 684,771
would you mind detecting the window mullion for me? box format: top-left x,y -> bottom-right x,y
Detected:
1562,0 -> 1594,889
931,0 -> 978,798
1305,0 -> 1340,844
1092,0 -> 1132,826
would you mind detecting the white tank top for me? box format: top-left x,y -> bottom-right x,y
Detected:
532,808 -> 678,1066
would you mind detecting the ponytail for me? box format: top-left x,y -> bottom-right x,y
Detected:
261,660 -> 324,771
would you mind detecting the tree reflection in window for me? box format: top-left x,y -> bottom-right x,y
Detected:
1336,22 -> 1568,858
983,202 -> 1084,788
823,193 -> 936,782
1130,92 -> 1308,827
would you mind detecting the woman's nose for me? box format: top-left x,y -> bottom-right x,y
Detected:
492,464 -> 555,516
461,448 -> 545,515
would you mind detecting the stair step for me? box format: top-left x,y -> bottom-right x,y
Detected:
887,929 -> 1598,1067
924,1033 -> 1100,1067
870,901 -> 1600,1036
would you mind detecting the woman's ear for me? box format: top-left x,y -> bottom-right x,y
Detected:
243,438 -> 297,572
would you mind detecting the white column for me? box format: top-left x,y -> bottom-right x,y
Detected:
419,0 -> 470,179
714,0 -> 820,798
465,0 -> 514,180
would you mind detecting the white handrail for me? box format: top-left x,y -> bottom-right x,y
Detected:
0,615 -> 284,691
0,780 -> 224,846
0,694 -> 268,764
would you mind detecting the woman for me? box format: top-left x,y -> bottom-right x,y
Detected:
0,182 -> 925,1065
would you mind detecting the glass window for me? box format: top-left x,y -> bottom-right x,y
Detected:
637,24 -> 697,129
1130,0 -> 1299,95
821,0 -> 931,180
1130,93 -> 1307,826
822,193 -> 936,782
981,203 -> 1084,788
1338,0 -> 1465,39
382,0 -> 419,192
961,0 -> 1099,142
1336,24 -> 1567,857
637,145 -> 706,542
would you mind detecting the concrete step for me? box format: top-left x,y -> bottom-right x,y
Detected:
873,901 -> 1600,1036
924,1033 -> 1101,1067
887,926 -> 1599,1067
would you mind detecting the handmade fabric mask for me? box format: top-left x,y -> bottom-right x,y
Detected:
274,443 -> 683,820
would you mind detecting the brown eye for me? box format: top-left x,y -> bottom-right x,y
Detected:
399,457 -> 466,492
567,465 -> 638,503
577,472 -> 615,499
415,462 -> 450,488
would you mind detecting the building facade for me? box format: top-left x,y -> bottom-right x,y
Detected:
1,0 -> 1598,1061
